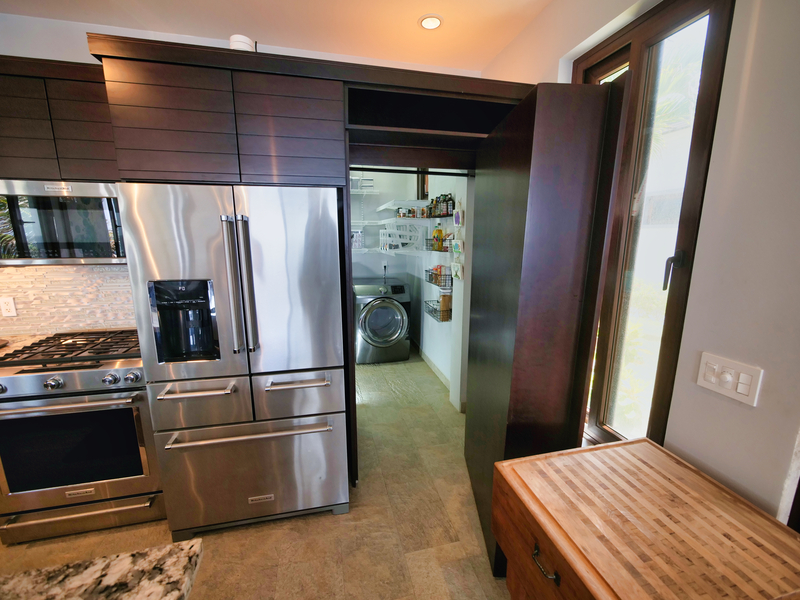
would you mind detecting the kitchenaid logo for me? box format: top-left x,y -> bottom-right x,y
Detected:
66,488 -> 95,498
44,185 -> 73,192
248,494 -> 274,504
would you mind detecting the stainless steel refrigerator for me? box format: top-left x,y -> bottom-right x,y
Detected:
118,183 -> 348,540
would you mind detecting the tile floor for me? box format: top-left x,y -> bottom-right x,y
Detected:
0,351 -> 508,599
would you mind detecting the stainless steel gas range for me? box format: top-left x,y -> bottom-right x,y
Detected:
0,330 -> 164,545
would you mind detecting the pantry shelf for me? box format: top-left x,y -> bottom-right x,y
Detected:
424,300 -> 452,323
376,199 -> 431,212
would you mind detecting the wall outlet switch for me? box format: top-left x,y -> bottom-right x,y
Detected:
0,297 -> 16,317
696,351 -> 763,407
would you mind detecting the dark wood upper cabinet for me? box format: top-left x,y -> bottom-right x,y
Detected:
232,71 -> 346,186
0,74 -> 60,180
103,58 -> 238,183
0,56 -> 120,182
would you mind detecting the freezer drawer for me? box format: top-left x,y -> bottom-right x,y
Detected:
155,413 -> 348,532
252,369 -> 345,421
148,376 -> 253,431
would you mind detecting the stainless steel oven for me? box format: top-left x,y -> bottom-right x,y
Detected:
0,390 -> 160,516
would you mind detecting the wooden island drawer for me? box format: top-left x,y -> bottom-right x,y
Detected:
492,439 -> 800,600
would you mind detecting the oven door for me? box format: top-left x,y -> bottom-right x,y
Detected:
0,391 -> 160,514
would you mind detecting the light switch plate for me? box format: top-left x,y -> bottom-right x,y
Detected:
697,351 -> 763,406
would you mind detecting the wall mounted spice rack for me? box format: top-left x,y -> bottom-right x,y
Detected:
424,239 -> 452,252
424,300 -> 452,323
425,269 -> 453,288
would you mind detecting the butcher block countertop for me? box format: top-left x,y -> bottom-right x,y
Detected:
492,438 -> 800,600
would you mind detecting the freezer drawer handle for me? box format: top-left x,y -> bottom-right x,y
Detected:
265,376 -> 331,392
0,496 -> 156,530
221,215 -> 245,354
164,422 -> 333,450
0,397 -> 134,416
236,215 -> 260,353
157,381 -> 236,401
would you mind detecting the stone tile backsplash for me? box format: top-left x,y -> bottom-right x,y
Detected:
0,266 -> 136,336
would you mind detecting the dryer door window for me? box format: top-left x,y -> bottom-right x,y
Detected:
359,298 -> 408,348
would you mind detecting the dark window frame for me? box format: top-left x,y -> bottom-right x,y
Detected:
573,0 -> 736,445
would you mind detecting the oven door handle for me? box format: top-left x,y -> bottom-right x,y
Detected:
221,215 -> 245,355
1,496 -> 157,530
236,215 -> 260,353
157,381 -> 236,401
264,376 -> 331,392
165,423 -> 333,450
0,397 -> 134,416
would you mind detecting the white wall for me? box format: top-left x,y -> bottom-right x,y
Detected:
0,13 -> 480,77
482,0 -> 800,519
482,0 -> 661,83
664,0 -> 800,520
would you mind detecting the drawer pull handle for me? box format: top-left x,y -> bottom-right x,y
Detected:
265,377 -> 330,392
1,496 -> 156,530
157,381 -> 236,400
0,397 -> 134,416
532,543 -> 561,587
164,423 -> 333,450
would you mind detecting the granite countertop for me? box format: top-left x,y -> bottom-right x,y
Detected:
0,539 -> 203,600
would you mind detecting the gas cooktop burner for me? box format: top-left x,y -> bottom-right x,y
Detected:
0,330 -> 140,367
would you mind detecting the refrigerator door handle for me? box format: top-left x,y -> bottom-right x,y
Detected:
236,215 -> 260,352
221,216 -> 245,354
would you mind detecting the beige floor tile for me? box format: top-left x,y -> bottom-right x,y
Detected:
192,563 -> 279,600
406,547 -> 452,600
441,558 -> 490,600
385,476 -> 459,553
350,467 -> 391,508
339,531 -> 413,600
274,555 -> 345,600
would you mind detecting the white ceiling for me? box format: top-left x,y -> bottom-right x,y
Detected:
0,0 -> 553,73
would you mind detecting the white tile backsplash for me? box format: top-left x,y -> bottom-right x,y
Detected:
0,266 -> 136,336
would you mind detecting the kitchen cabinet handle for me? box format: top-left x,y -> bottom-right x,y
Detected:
165,423 -> 333,450
0,397 -> 133,416
265,376 -> 331,392
236,215 -> 260,353
1,496 -> 156,530
532,543 -> 561,587
157,381 -> 236,401
221,215 -> 245,354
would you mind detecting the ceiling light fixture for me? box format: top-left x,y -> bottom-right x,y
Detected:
419,14 -> 442,30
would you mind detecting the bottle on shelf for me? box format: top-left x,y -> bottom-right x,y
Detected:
432,222 -> 443,252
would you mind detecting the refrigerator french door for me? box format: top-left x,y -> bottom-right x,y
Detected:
120,183 -> 344,382
118,183 -> 348,538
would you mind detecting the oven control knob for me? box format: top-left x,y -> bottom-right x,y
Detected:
102,373 -> 120,385
43,377 -> 64,390
0,384 -> 6,394
124,371 -> 142,384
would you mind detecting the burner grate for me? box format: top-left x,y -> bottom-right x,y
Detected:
0,330 -> 141,367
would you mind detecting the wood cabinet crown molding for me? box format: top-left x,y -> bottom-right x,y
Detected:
86,33 -> 533,101
0,55 -> 104,82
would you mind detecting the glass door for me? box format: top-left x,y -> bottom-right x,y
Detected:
605,18 -> 709,439
574,0 -> 735,444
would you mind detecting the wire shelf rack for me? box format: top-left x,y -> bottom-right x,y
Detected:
424,300 -> 452,323
425,269 -> 453,288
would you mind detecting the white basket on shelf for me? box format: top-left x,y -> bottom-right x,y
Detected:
379,222 -> 425,251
